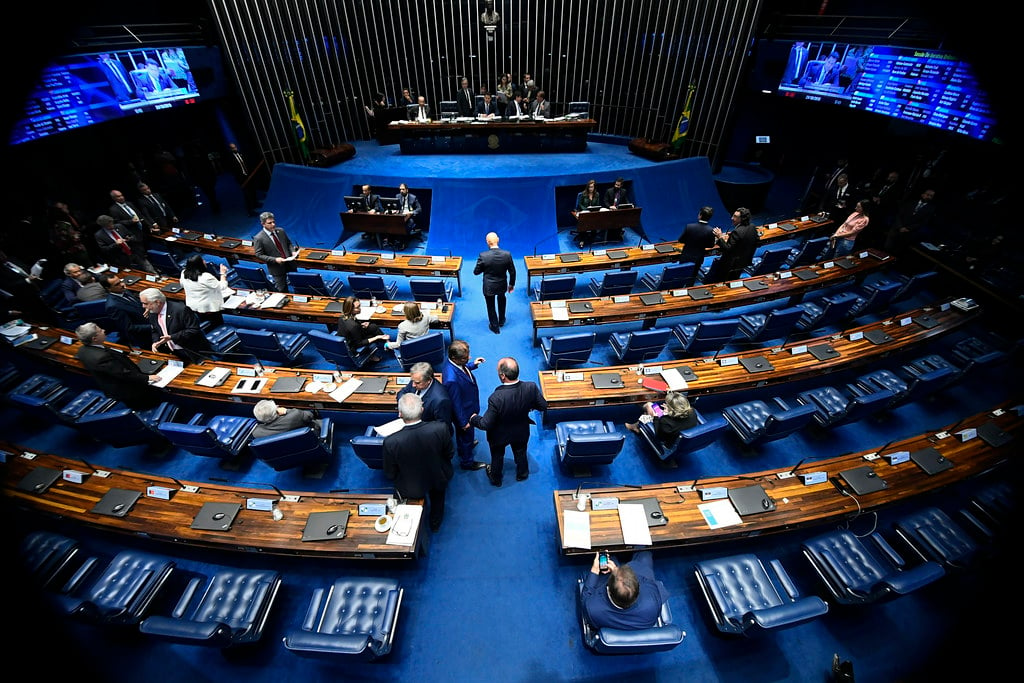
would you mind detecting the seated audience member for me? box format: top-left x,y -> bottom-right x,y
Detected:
98,272 -> 151,348
530,90 -> 552,118
139,287 -> 213,363
48,201 -> 93,267
505,91 -> 527,118
387,301 -> 438,349
581,551 -> 670,631
74,321 -> 164,410
75,271 -> 107,302
707,207 -> 759,282
575,179 -> 603,214
625,391 -> 698,445
336,296 -> 390,362
59,262 -> 88,307
93,214 -> 156,273
180,253 -> 231,327
251,399 -> 321,439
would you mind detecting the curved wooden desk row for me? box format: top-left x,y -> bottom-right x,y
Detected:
538,299 -> 980,413
153,228 -> 464,295
530,249 -> 892,343
0,443 -> 423,560
553,401 -> 1022,555
14,326 -> 418,414
523,215 -> 834,286
116,269 -> 455,339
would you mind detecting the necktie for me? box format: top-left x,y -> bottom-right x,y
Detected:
419,105 -> 425,120
148,195 -> 164,216
158,310 -> 179,349
110,229 -> 131,255
235,153 -> 247,176
269,230 -> 287,256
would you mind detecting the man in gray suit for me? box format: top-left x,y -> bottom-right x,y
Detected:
252,211 -> 298,292
473,231 -> 515,334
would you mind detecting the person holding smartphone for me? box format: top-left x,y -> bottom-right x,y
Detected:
581,551 -> 669,630
625,391 -> 698,445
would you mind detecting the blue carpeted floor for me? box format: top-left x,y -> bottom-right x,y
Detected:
6,141 -> 1018,682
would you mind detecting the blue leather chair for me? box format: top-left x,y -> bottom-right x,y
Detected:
852,365 -> 958,408
393,331 -> 446,371
801,529 -> 945,605
409,277 -> 454,302
743,244 -> 792,277
533,276 -> 577,301
796,384 -> 895,429
736,305 -> 805,344
232,262 -> 275,291
235,327 -> 311,365
206,324 -> 243,356
7,386 -> 115,428
609,327 -> 672,363
901,353 -> 964,391
871,269 -> 937,304
348,274 -> 398,301
306,328 -> 377,370
722,396 -> 818,447
846,278 -> 904,319
694,553 -> 828,635
588,270 -> 638,296
576,578 -> 685,654
893,506 -> 983,571
672,316 -> 741,356
555,420 -> 625,475
52,549 -> 176,625
793,290 -> 859,333
140,567 -> 282,647
541,332 -> 596,370
951,335 -> 1010,371
73,401 -> 181,448
158,413 -> 257,459
636,408 -> 730,463
19,530 -> 81,589
784,235 -> 829,268
4,372 -> 65,403
640,262 -> 696,290
350,426 -> 385,469
148,250 -> 184,277
249,418 -> 335,471
287,271 -> 344,297
283,577 -> 404,660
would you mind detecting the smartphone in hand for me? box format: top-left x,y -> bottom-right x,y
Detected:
599,553 -> 609,573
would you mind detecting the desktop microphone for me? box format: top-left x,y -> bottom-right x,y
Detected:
786,456 -> 811,477
532,233 -> 557,257
209,478 -> 298,501
574,481 -> 641,499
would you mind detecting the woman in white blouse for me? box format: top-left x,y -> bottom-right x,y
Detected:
180,253 -> 231,326
387,301 -> 438,349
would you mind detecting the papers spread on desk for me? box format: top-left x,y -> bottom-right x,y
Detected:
374,417 -> 406,437
355,308 -> 374,321
1,320 -> 31,338
551,307 -> 569,321
151,364 -> 184,388
222,295 -> 246,309
660,368 -> 688,391
698,499 -> 743,529
261,292 -> 288,308
562,509 -> 591,550
617,504 -> 653,546
386,504 -> 423,546
328,378 -> 363,403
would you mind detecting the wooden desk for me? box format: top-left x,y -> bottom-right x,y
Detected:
538,300 -> 979,415
154,229 -> 464,296
529,250 -> 890,344
118,269 -> 456,340
574,207 -> 643,241
1,443 -> 424,560
387,118 -> 597,154
523,216 -> 834,288
552,402 -> 1021,555
339,211 -> 412,249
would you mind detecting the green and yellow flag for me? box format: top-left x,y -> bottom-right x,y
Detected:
671,84 -> 697,151
284,90 -> 309,161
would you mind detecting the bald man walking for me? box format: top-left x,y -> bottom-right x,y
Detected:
473,231 -> 516,334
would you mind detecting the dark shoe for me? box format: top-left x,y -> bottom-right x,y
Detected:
498,319 -> 506,327
489,324 -> 501,334
461,461 -> 487,471
516,472 -> 529,481
486,465 -> 501,487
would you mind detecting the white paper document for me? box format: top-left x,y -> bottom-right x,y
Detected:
374,417 -> 406,437
328,378 -> 363,403
617,503 -> 653,546
660,368 -> 688,391
562,509 -> 592,550
551,307 -> 569,321
698,499 -> 743,529
151,364 -> 185,387
386,504 -> 423,546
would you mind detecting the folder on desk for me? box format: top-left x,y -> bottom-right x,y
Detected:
914,314 -> 940,329
568,301 -> 594,314
135,357 -> 167,375
121,275 -> 142,286
977,421 -> 1012,447
220,239 -> 242,249
301,510 -> 350,541
408,257 -> 430,266
91,488 -> 141,517
808,343 -> 840,361
19,336 -> 57,351
654,244 -> 677,254
606,250 -> 629,260
17,466 -> 62,494
559,253 -> 581,263
835,257 -> 857,269
639,293 -> 664,306
837,466 -> 887,495
864,329 -> 894,345
179,231 -> 201,240
743,279 -> 769,292
642,376 -> 668,392
191,502 -> 241,531
631,497 -> 668,526
777,222 -> 798,232
793,269 -> 819,280
592,373 -> 624,389
356,255 -> 379,264
728,484 -> 775,516
161,282 -> 183,293
306,251 -> 329,260
324,301 -> 344,313
740,356 -> 774,373
352,376 -> 388,394
910,447 -> 953,475
688,287 -> 713,301
270,375 -> 307,394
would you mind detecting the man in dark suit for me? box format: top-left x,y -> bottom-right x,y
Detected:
441,339 -> 487,471
251,399 -> 320,439
885,188 -> 937,256
456,77 -> 475,117
677,206 -> 716,270
93,214 -> 156,273
135,182 -> 178,231
252,211 -> 298,292
384,392 -> 454,532
505,91 -> 527,118
470,357 -> 548,487
476,92 -> 499,118
603,177 -> 631,209
409,95 -> 431,122
357,184 -> 383,213
473,231 -> 516,334
74,322 -> 164,410
397,362 -> 453,426
226,142 -> 259,216
108,188 -> 151,236
139,287 -> 212,363
707,207 -> 760,282
98,272 -> 152,349
783,41 -> 809,84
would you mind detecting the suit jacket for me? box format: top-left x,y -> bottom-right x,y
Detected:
409,103 -> 431,121
148,299 -> 212,357
253,227 -> 297,277
60,276 -> 83,307
476,99 -> 499,117
581,552 -> 669,631
714,223 -> 761,279
93,223 -> 146,268
109,200 -> 144,227
603,186 -> 631,208
396,191 -> 421,217
456,88 -> 475,117
252,408 -> 319,439
677,220 -> 716,263
361,193 -> 383,213
505,99 -> 526,118
137,192 -> 176,228
441,357 -> 480,429
105,291 -> 151,348
132,68 -> 174,96
474,247 -> 516,295
471,380 -> 547,446
397,379 -> 453,425
530,99 -> 551,118
383,420 -> 454,498
75,343 -> 163,410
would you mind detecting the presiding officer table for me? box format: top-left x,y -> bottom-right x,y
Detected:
388,117 -> 597,154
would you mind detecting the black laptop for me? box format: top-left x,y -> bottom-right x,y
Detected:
559,253 -> 581,263
568,301 -> 594,314
793,269 -> 820,280
728,484 -> 776,516
91,488 -> 142,517
17,466 -> 62,494
639,292 -> 664,306
301,510 -> 351,541
744,279 -> 769,292
135,357 -> 166,374
221,239 -> 242,249
864,329 -> 894,345
688,287 -> 713,301
191,502 -> 242,531
408,256 -> 430,266
808,343 -> 841,361
306,251 -> 329,260
271,375 -> 307,394
654,244 -> 677,254
740,356 -> 774,373
837,466 -> 887,495
977,421 -> 1013,448
910,447 -> 953,475
592,373 -> 624,389
914,314 -> 940,329
353,376 -> 388,394
324,301 -> 344,313
356,255 -> 379,264
632,497 -> 668,527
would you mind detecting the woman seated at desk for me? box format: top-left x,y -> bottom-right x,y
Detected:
626,391 -> 698,445
386,302 -> 438,349
336,296 -> 390,362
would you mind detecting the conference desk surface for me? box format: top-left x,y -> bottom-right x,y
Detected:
117,269 -> 456,339
538,299 -> 979,414
153,228 -> 464,295
523,215 -> 834,288
12,325 -> 419,414
339,211 -> 412,249
387,117 -> 597,154
552,402 -> 1021,555
573,207 -> 643,235
529,250 -> 891,343
1,443 -> 424,560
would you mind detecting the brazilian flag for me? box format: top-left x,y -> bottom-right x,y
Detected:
671,85 -> 697,151
284,90 -> 310,161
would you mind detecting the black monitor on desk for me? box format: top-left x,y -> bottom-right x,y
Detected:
344,195 -> 368,212
379,197 -> 401,214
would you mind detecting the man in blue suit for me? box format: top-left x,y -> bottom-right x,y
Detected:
470,357 -> 547,486
397,362 -> 453,426
441,339 -> 487,471
581,551 -> 670,630
98,272 -> 152,349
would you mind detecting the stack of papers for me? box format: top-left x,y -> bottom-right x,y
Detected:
551,308 -> 569,321
328,378 -> 363,403
617,503 -> 653,545
151,365 -> 184,388
562,509 -> 591,549
386,504 -> 423,546
260,293 -> 287,308
374,417 -> 406,437
0,320 -> 31,338
660,368 -> 688,391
